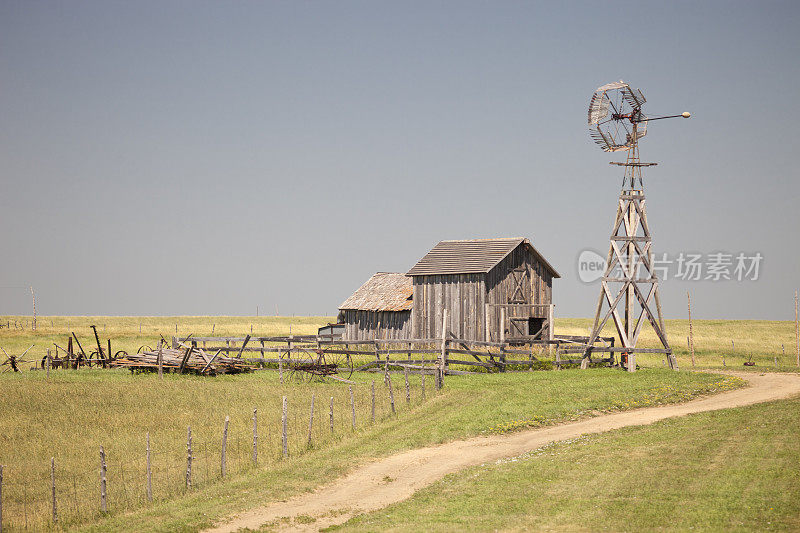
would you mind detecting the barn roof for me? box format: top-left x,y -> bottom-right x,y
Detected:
339,272 -> 413,312
406,238 -> 560,278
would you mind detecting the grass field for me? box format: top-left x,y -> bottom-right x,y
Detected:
0,363 -> 740,531
0,314 -> 794,531
335,397 -> 800,532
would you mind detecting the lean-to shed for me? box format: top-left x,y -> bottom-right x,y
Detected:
407,238 -> 559,342
338,272 -> 413,340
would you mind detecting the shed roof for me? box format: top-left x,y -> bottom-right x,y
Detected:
339,272 -> 413,312
406,238 -> 560,278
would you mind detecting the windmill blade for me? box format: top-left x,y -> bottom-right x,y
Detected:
621,85 -> 646,108
595,80 -> 628,93
588,93 -> 610,125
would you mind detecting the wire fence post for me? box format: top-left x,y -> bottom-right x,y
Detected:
307,394 -> 315,447
99,446 -> 107,512
146,433 -> 152,502
349,386 -> 356,430
221,416 -> 229,478
388,377 -> 396,415
795,289 -> 799,367
1,464 -> 4,533
371,380 -> 376,423
687,292 -> 696,367
51,457 -> 57,525
185,427 -> 192,490
404,367 -> 410,404
421,372 -> 426,400
252,408 -> 258,466
281,397 -> 288,458
329,396 -> 334,435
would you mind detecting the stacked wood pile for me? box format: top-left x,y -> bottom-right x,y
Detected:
111,345 -> 255,375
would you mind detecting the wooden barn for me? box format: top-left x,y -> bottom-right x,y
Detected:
407,238 -> 559,342
340,238 -> 559,342
338,272 -> 413,340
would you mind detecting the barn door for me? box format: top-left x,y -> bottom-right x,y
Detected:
507,267 -> 530,338
509,268 -> 529,304
509,317 -> 528,337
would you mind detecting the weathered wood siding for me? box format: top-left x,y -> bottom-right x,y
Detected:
411,243 -> 553,341
411,274 -> 485,340
342,310 -> 411,341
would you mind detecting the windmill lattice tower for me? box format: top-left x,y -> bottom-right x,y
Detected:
584,81 -> 690,370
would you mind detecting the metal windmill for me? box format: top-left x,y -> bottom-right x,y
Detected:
584,80 -> 690,369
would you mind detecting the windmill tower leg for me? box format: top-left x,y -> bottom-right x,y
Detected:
583,139 -> 676,370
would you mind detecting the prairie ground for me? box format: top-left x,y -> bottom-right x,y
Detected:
0,315 -> 796,531
336,397 -> 800,532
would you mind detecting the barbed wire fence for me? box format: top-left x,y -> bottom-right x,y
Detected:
0,375 -> 430,531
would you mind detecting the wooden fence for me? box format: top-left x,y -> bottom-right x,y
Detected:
174,316 -> 617,382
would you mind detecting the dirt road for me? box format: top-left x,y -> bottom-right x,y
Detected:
205,372 -> 800,532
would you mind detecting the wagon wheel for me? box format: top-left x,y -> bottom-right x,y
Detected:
114,350 -> 127,359
88,351 -> 104,367
306,351 -> 330,383
137,345 -> 152,354
288,350 -> 315,383
330,351 -> 354,380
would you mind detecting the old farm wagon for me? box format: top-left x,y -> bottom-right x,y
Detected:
340,238 -> 559,343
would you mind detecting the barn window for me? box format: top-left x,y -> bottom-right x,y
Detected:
528,317 -> 546,338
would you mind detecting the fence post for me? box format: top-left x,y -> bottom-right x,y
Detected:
627,353 -> 636,372
1,464 -> 4,533
46,351 -> 50,378
146,433 -> 152,502
99,447 -> 107,512
157,340 -> 163,380
221,416 -> 229,477
185,427 -> 192,489
795,290 -> 799,367
421,373 -> 426,400
279,357 -> 284,384
371,380 -> 376,423
484,303 -> 490,343
282,397 -> 288,458
388,377 -> 396,414
687,292 -> 696,367
499,307 -> 505,345
437,309 -> 448,390
404,367 -> 410,404
329,396 -> 334,435
349,386 -> 356,430
51,457 -> 57,524
252,408 -> 258,466
307,394 -> 315,447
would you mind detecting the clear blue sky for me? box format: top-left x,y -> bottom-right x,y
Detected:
1,1 -> 798,319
